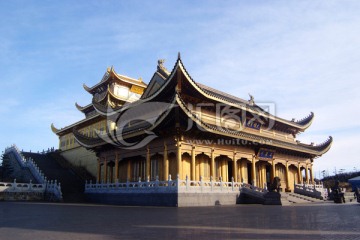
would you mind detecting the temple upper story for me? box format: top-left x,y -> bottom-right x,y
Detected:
75,66 -> 147,119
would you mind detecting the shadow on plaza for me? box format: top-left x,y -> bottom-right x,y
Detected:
0,202 -> 359,239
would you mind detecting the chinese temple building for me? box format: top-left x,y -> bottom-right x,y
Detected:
52,54 -> 332,206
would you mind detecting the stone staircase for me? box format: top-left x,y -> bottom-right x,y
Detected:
2,151 -> 37,183
283,192 -> 325,204
239,187 -> 327,205
21,152 -> 93,203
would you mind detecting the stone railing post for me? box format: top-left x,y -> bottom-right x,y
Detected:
220,176 -> 223,191
168,174 -> 171,188
231,177 -> 234,191
155,176 -> 159,188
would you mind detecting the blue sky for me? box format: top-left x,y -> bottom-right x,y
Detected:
1,1 -> 359,177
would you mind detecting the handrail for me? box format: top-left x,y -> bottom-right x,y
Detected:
294,183 -> 326,200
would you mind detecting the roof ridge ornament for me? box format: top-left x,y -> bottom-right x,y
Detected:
157,59 -> 169,73
158,59 -> 165,66
248,93 -> 254,106
177,52 -> 181,60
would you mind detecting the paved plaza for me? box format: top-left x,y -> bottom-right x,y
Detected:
0,202 -> 359,239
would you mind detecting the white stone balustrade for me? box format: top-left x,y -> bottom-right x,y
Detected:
0,180 -> 45,193
85,175 -> 244,194
46,180 -> 63,200
294,183 -> 326,199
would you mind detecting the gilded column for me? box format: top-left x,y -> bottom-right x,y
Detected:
271,160 -> 276,181
163,143 -> 168,181
232,153 -> 237,182
146,147 -> 150,180
297,163 -> 302,184
210,149 -> 215,179
285,161 -> 290,191
238,159 -> 242,182
225,160 -> 228,181
191,146 -> 196,181
251,156 -> 256,186
305,164 -> 309,184
115,152 -> 119,181
177,141 -> 182,178
97,158 -> 101,183
104,157 -> 108,183
310,164 -> 314,184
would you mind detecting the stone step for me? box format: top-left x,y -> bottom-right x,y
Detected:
287,196 -> 310,203
280,193 -> 292,206
287,192 -> 325,203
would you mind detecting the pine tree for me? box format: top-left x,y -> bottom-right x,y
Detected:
1,154 -> 14,181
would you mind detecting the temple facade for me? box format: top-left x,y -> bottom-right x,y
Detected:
52,55 -> 332,194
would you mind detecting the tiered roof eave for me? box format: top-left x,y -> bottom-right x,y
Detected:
73,92 -> 332,157
75,102 -> 93,113
175,93 -> 332,157
51,113 -> 102,136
